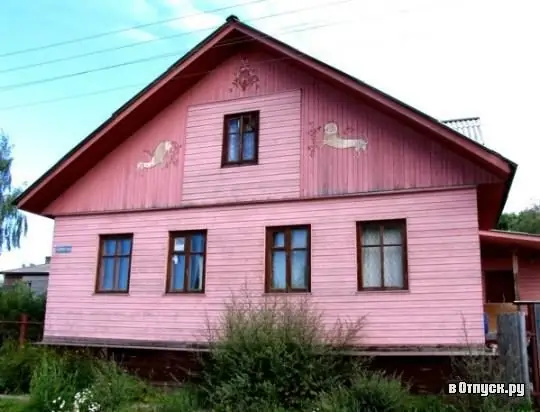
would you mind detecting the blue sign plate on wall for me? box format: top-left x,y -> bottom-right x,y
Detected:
55,245 -> 72,254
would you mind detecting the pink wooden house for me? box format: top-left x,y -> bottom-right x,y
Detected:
15,15 -> 540,354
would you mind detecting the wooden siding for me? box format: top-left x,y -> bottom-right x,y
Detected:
45,188 -> 484,346
182,90 -> 301,205
45,51 -> 500,215
518,261 -> 540,302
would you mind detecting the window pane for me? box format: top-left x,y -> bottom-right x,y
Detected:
242,132 -> 255,160
291,229 -> 307,249
383,226 -> 402,245
228,118 -> 240,133
101,257 -> 115,290
362,247 -> 382,287
362,226 -> 380,246
243,115 -> 256,132
191,233 -> 205,253
120,238 -> 132,255
103,240 -> 117,256
174,237 -> 185,252
118,257 -> 130,290
272,251 -> 286,289
291,250 -> 307,289
171,255 -> 185,291
188,254 -> 204,291
383,245 -> 404,288
273,232 -> 285,248
227,133 -> 240,162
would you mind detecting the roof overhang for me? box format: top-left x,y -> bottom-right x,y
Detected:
15,16 -> 517,219
480,230 -> 540,252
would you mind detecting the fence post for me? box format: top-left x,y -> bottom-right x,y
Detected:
497,312 -> 530,400
19,313 -> 28,347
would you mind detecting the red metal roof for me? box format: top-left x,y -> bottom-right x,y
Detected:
480,230 -> 540,251
15,15 -> 516,218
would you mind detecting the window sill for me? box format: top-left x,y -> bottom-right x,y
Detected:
356,289 -> 410,294
162,292 -> 206,296
93,292 -> 130,296
263,292 -> 312,296
221,162 -> 258,169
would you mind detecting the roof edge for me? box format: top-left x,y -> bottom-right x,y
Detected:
15,15 -> 517,214
15,19 -> 235,210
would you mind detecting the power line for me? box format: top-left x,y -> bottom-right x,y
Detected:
0,0 -> 354,93
0,0 -> 343,75
0,19 -> 350,111
0,2 -> 447,109
0,0 -> 270,59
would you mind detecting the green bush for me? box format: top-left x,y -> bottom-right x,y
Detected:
0,340 -> 47,394
155,385 -> 205,412
23,349 -> 151,412
89,360 -> 151,411
202,292 -> 364,411
312,372 -> 413,412
0,283 -> 46,344
450,355 -> 534,412
25,353 -> 82,412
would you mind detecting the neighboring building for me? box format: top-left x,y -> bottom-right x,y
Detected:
13,15 -> 540,352
1,257 -> 50,295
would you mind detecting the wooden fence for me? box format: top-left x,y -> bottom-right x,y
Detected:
0,313 -> 44,346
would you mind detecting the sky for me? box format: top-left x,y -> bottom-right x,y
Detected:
0,0 -> 538,271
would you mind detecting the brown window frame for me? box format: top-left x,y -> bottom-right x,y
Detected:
166,230 -> 207,294
221,111 -> 260,167
357,219 -> 408,291
95,234 -> 133,294
265,225 -> 311,293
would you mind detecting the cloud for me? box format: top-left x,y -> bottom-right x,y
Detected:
160,0 -> 222,32
129,0 -> 160,20
123,28 -> 159,42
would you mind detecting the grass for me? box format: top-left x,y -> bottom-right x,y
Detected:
0,396 -> 28,412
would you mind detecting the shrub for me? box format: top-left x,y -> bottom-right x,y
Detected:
450,355 -> 534,412
0,340 -> 47,394
312,371 -> 413,412
23,349 -> 154,412
202,292 -> 364,411
0,283 -> 46,344
89,359 -> 150,411
155,385 -> 205,412
25,353 -> 82,411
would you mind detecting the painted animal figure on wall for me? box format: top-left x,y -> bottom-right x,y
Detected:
322,122 -> 368,152
137,140 -> 180,170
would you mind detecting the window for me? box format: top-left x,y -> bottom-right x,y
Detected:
357,220 -> 407,290
96,235 -> 133,293
266,226 -> 310,293
222,111 -> 259,166
167,231 -> 206,293
484,270 -> 515,303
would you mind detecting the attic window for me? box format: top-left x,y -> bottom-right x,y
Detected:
222,111 -> 259,166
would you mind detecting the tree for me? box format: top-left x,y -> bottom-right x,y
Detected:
0,131 -> 27,252
497,202 -> 540,234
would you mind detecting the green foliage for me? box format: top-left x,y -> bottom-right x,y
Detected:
0,340 -> 48,394
202,293 -> 364,411
0,283 -> 46,344
312,372 -> 413,412
25,353 -> 82,411
497,202 -> 540,234
0,131 -> 27,252
25,352 -> 150,412
154,386 -> 205,412
449,355 -> 534,412
88,360 -> 151,411
0,398 -> 27,412
0,343 -> 151,412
